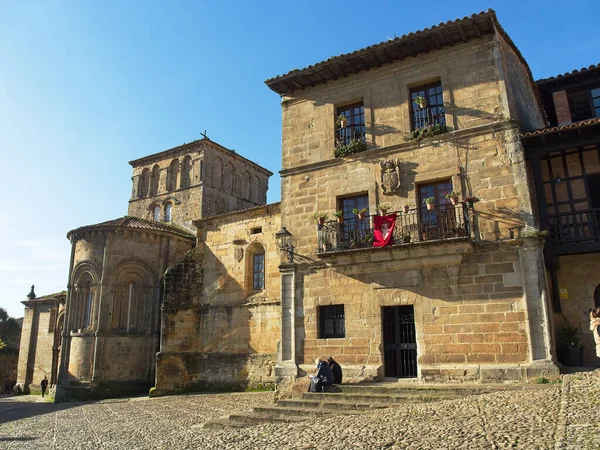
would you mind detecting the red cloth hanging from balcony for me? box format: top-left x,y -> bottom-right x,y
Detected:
373,213 -> 396,247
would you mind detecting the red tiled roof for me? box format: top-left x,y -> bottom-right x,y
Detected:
536,63 -> 600,85
265,10 -> 499,95
520,117 -> 600,138
67,216 -> 195,240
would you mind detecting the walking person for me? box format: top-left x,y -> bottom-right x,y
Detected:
590,307 -> 600,358
41,376 -> 48,398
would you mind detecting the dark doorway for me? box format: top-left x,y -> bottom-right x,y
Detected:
382,306 -> 417,378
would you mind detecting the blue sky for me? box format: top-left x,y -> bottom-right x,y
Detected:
1,0 -> 598,317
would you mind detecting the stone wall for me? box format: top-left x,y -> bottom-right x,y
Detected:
276,32 -> 556,382
128,139 -> 271,229
155,204 -> 281,394
59,227 -> 193,397
554,254 -> 600,362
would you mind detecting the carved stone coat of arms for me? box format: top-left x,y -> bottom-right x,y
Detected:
380,159 -> 401,194
234,247 -> 244,262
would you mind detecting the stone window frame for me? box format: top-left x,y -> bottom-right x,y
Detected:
409,80 -> 446,131
164,202 -> 173,222
245,242 -> 266,296
109,263 -> 154,334
319,304 -> 345,339
71,266 -> 99,333
336,101 -> 366,146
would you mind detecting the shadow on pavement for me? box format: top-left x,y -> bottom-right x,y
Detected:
0,398 -> 84,425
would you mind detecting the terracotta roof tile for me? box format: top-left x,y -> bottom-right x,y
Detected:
536,63 -> 600,85
67,216 -> 195,240
520,117 -> 600,138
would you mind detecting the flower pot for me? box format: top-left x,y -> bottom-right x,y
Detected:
557,345 -> 584,367
450,196 -> 459,206
465,201 -> 474,209
403,236 -> 411,244
380,210 -> 387,216
357,212 -> 365,220
403,206 -> 410,214
336,216 -> 344,224
426,203 -> 435,211
318,217 -> 326,225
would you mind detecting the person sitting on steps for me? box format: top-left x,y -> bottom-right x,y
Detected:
307,357 -> 334,392
327,356 -> 343,385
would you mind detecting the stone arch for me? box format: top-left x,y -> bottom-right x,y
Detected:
253,175 -> 260,203
109,261 -> 155,333
149,165 -> 160,196
243,170 -> 251,200
138,168 -> 150,198
167,158 -> 179,192
180,155 -> 192,189
245,241 -> 266,295
213,157 -> 223,189
71,262 -> 100,331
224,162 -> 234,194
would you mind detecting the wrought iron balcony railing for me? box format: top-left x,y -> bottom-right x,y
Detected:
548,208 -> 600,244
317,204 -> 470,254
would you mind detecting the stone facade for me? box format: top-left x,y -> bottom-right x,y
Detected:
154,203 -> 281,394
128,138 -> 271,230
15,291 -> 64,393
267,11 -> 557,383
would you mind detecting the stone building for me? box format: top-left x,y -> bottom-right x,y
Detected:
18,9 -> 599,399
15,288 -> 65,393
523,64 -> 600,364
265,9 -> 559,383
16,137 -> 274,399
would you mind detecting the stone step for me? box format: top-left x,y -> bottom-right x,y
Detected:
253,406 -> 343,417
300,392 -> 469,403
228,412 -> 307,426
277,398 -> 391,411
335,383 -> 496,396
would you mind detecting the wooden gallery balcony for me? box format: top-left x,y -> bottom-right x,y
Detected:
316,204 -> 471,255
548,208 -> 600,255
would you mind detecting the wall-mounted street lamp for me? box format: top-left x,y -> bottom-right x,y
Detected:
275,227 -> 294,263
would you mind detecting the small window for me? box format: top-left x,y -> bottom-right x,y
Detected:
253,253 -> 265,290
319,305 -> 345,338
153,205 -> 161,221
569,87 -> 600,122
164,203 -> 172,222
336,102 -> 365,146
410,82 -> 445,130
251,227 -> 262,235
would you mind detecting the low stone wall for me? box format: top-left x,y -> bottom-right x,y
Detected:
154,352 -> 276,395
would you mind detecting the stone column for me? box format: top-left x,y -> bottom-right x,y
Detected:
91,232 -> 110,383
518,238 -> 560,378
275,263 -> 299,381
55,237 -> 77,402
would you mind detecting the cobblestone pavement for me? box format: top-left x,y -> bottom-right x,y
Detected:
1,370 -> 599,449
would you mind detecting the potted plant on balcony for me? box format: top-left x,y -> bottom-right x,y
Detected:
400,233 -> 411,244
464,196 -> 480,209
414,96 -> 427,109
353,207 -> 368,220
336,114 -> 348,128
319,237 -> 333,252
424,197 -> 435,211
445,191 -> 461,206
333,210 -> 344,224
555,323 -> 584,367
378,203 -> 392,216
403,203 -> 412,214
311,211 -> 329,225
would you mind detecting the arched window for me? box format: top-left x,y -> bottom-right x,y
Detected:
180,155 -> 192,189
138,168 -> 150,198
153,204 -> 161,221
73,272 -> 96,330
213,157 -> 223,189
149,165 -> 160,196
164,202 -> 172,222
224,162 -> 233,193
245,243 -> 266,294
243,170 -> 251,200
167,159 -> 179,192
111,269 -> 152,333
